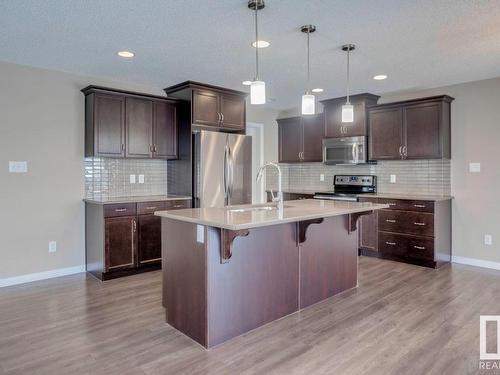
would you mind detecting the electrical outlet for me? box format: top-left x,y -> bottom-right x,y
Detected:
9,161 -> 28,173
390,174 -> 397,183
469,163 -> 481,173
138,174 -> 145,184
484,234 -> 493,246
129,174 -> 136,184
319,174 -> 325,182
48,241 -> 57,253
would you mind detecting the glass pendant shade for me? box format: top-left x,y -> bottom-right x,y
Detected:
342,104 -> 354,123
250,80 -> 266,105
301,94 -> 315,115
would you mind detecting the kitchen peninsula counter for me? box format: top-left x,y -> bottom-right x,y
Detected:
156,199 -> 387,348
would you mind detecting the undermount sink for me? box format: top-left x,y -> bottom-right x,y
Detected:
227,204 -> 290,213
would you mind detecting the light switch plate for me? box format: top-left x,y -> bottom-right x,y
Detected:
469,163 -> 481,173
390,174 -> 397,183
48,241 -> 57,253
9,161 -> 28,173
129,174 -> 136,184
319,174 -> 325,182
484,234 -> 493,246
138,174 -> 145,184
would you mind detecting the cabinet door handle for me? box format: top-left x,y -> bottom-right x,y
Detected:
133,219 -> 137,232
414,222 -> 426,226
385,241 -> 397,246
221,113 -> 224,123
121,144 -> 125,151
403,146 -> 408,158
386,219 -> 397,223
414,204 -> 426,208
114,208 -> 127,212
414,245 -> 426,250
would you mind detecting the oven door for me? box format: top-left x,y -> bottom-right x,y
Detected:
322,136 -> 366,165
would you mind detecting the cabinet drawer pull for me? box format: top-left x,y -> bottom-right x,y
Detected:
385,241 -> 397,246
145,206 -> 157,210
414,222 -> 426,226
414,245 -> 426,250
386,219 -> 397,223
173,204 -> 184,208
114,208 -> 127,212
387,203 -> 397,206
414,204 -> 426,208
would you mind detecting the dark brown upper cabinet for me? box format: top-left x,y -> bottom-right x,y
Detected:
368,95 -> 453,160
82,86 -> 178,159
320,93 -> 380,138
277,113 -> 324,163
164,81 -> 247,132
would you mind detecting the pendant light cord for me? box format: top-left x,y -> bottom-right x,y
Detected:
307,30 -> 310,93
346,47 -> 350,104
254,3 -> 259,80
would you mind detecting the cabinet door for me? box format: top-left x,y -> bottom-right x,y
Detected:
104,216 -> 136,272
325,102 -> 365,138
404,102 -> 441,159
220,94 -> 245,130
153,101 -> 177,159
301,114 -> 324,162
192,90 -> 220,127
94,94 -> 125,157
368,107 -> 403,160
358,198 -> 378,252
138,214 -> 162,265
126,97 -> 153,158
278,117 -> 302,162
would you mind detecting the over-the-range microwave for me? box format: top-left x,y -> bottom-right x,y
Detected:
322,136 -> 368,165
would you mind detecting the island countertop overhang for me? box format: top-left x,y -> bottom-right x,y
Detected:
155,199 -> 389,230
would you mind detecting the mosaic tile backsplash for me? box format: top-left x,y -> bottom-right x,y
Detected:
85,158 -> 168,200
266,160 -> 451,196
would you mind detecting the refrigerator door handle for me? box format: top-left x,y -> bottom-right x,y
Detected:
228,145 -> 234,200
224,143 -> 230,203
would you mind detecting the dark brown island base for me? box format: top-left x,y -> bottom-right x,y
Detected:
155,199 -> 388,348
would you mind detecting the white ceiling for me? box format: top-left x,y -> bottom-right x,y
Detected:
1,0 -> 500,109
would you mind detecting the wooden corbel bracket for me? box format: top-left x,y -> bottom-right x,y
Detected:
349,211 -> 374,233
297,218 -> 324,244
220,228 -> 250,264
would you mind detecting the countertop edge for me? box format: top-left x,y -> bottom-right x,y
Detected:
83,196 -> 192,205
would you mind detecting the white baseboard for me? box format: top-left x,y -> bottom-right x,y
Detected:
0,265 -> 85,288
452,256 -> 500,271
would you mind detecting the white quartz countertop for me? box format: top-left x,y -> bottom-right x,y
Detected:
359,193 -> 453,201
84,195 -> 192,205
155,199 -> 389,230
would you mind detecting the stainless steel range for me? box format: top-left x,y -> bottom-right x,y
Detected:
314,175 -> 377,202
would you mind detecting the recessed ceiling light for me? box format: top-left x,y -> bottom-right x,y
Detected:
252,40 -> 270,48
117,51 -> 135,58
242,80 -> 252,86
373,74 -> 387,80
312,88 -> 324,93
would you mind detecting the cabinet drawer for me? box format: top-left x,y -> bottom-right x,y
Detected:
104,203 -> 137,218
379,232 -> 434,261
378,210 -> 434,237
165,200 -> 191,210
137,201 -> 166,215
377,198 -> 434,213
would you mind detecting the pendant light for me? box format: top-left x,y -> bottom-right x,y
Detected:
301,25 -> 316,115
341,44 -> 355,123
248,0 -> 266,105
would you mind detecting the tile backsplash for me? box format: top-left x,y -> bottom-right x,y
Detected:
266,160 -> 451,196
85,158 -> 168,200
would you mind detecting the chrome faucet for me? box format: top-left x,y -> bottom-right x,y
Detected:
256,162 -> 283,211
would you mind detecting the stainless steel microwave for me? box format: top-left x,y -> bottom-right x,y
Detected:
322,136 -> 367,165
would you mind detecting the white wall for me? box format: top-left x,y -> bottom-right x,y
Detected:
0,61 -> 165,280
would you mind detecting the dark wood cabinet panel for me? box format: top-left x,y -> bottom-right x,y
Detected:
369,107 -> 404,160
192,90 -> 220,127
138,214 -> 162,265
267,192 -> 314,202
358,197 -> 379,252
94,94 -> 125,157
404,102 -> 441,159
126,98 -> 153,158
137,201 -> 166,215
220,94 -> 245,130
104,216 -> 136,272
153,101 -> 177,159
378,209 -> 434,237
165,199 -> 191,210
301,114 -> 324,162
103,203 -> 137,218
278,117 -> 302,162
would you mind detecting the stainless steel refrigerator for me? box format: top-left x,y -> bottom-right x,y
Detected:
193,130 -> 252,208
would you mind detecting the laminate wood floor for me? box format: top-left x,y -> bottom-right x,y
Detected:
1,257 -> 500,375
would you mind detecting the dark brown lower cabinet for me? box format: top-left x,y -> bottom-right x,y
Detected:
358,197 -> 451,268
85,198 -> 191,280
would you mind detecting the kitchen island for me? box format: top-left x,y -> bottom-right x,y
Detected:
155,199 -> 388,348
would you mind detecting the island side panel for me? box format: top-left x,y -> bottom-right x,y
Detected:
206,223 -> 299,348
161,218 -> 207,347
299,215 -> 358,309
